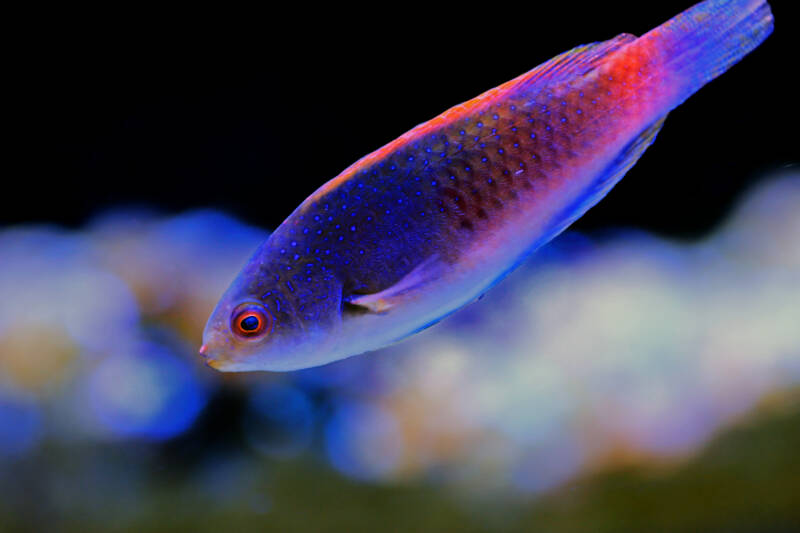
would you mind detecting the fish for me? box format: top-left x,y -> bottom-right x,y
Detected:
200,0 -> 773,371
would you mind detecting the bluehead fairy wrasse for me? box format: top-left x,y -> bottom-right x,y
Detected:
201,0 -> 773,371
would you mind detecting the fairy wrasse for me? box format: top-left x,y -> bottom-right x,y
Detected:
201,0 -> 773,371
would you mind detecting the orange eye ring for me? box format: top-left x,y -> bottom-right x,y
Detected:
231,303 -> 273,340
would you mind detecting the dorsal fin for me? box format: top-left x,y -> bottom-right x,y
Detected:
301,34 -> 638,208
515,33 -> 637,91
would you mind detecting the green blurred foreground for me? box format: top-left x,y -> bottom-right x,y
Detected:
2,388 -> 797,533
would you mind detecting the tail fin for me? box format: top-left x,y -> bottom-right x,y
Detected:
643,0 -> 773,103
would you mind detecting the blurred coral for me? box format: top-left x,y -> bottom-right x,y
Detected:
0,172 -> 798,501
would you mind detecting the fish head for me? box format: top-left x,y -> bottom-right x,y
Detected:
200,243 -> 343,372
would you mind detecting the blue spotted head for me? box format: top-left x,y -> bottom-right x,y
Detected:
200,239 -> 345,371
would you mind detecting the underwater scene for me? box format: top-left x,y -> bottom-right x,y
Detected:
4,1 -> 799,528
1,170 -> 798,532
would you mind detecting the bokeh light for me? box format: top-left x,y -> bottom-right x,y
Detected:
84,338 -> 208,441
244,384 -> 316,458
0,171 -> 798,529
325,400 -> 405,482
0,391 -> 42,459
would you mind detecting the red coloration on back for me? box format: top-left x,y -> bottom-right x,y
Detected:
304,35 -> 649,206
201,0 -> 774,372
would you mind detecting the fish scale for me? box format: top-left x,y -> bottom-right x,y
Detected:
202,0 -> 774,371
277,37 -> 659,289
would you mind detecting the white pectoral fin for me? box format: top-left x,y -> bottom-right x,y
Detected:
347,255 -> 443,314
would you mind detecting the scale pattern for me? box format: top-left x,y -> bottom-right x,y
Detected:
261,38 -> 665,318
202,0 -> 774,371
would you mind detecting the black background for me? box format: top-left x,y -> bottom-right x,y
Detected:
8,1 -> 797,238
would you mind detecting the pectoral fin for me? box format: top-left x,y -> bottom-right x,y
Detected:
346,255 -> 442,314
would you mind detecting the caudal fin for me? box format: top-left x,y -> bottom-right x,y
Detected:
643,0 -> 773,104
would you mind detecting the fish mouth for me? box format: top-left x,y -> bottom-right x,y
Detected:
201,353 -> 236,371
203,355 -> 223,370
198,341 -> 231,370
199,343 -> 253,372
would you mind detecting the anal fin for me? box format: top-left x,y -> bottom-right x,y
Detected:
545,115 -> 668,241
597,115 -> 667,191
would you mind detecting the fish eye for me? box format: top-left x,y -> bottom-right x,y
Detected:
231,303 -> 273,340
